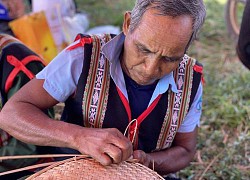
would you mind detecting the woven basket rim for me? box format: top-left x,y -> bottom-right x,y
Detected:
27,156 -> 164,180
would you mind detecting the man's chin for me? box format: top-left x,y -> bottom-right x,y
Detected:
130,73 -> 158,85
135,78 -> 158,86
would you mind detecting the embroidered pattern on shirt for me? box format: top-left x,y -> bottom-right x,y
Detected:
156,55 -> 195,150
82,34 -> 111,128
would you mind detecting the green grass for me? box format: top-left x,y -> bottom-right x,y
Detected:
75,0 -> 250,179
183,0 -> 250,179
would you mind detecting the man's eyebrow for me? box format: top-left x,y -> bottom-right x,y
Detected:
136,42 -> 153,53
136,42 -> 183,61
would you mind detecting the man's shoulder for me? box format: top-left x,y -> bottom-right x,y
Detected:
184,54 -> 203,74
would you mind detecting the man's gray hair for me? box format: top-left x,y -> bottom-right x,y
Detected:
130,0 -> 206,42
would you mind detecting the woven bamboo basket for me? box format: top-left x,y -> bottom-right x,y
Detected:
26,156 -> 164,180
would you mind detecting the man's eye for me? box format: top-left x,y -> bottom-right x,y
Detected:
141,49 -> 151,54
137,45 -> 151,54
162,57 -> 174,62
162,57 -> 182,63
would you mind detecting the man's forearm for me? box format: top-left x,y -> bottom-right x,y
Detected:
149,145 -> 195,175
0,101 -> 79,149
0,100 -> 133,166
141,129 -> 198,175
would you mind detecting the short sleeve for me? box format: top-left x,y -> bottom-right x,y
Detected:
36,43 -> 84,102
177,82 -> 203,132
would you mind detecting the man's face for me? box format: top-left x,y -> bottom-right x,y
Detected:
122,9 -> 193,85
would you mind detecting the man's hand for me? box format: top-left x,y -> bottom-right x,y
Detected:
132,128 -> 198,175
75,128 -> 133,166
133,150 -> 152,168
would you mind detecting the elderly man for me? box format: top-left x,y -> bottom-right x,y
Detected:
0,0 -> 206,177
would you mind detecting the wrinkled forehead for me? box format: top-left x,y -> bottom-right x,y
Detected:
131,11 -> 193,55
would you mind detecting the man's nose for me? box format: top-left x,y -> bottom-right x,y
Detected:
145,56 -> 160,75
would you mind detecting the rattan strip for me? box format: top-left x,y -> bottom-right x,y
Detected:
0,154 -> 89,176
0,162 -> 54,176
0,154 -> 89,161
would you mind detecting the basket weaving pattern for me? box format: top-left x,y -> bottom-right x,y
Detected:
27,157 -> 164,179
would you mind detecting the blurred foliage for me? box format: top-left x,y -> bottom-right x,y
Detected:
75,0 -> 134,28
75,0 -> 250,179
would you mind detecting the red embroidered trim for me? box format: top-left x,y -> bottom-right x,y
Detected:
130,95 -> 162,149
116,87 -> 132,121
130,95 -> 162,131
193,64 -> 205,84
116,87 -> 162,149
66,37 -> 93,51
193,64 -> 203,74
5,55 -> 44,93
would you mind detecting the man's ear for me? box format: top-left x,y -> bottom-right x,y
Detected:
123,11 -> 131,35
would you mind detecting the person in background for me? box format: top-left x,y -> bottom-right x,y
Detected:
237,0 -> 250,70
0,0 -> 206,179
0,34 -> 51,179
0,0 -> 31,35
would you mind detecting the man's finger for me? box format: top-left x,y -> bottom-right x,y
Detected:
133,150 -> 146,164
92,150 -> 113,166
103,143 -> 122,164
107,129 -> 133,161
